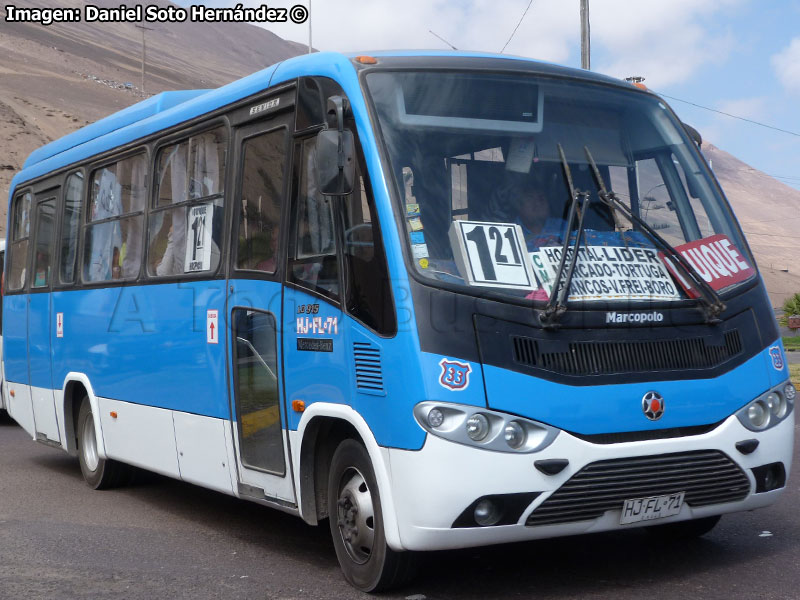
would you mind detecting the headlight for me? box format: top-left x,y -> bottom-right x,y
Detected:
466,413 -> 490,441
736,381 -> 795,432
413,401 -> 559,453
747,400 -> 769,429
504,421 -> 527,449
427,407 -> 444,428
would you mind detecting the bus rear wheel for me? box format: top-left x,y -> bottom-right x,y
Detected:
327,439 -> 416,592
76,397 -> 130,489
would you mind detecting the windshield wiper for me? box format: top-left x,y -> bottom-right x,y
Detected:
539,144 -> 591,329
583,146 -> 726,324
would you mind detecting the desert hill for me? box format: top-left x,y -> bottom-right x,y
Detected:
2,2 -> 799,306
702,144 -> 800,306
0,0 -> 305,225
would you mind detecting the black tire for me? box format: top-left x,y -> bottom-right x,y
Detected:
327,439 -> 416,592
76,397 -> 131,489
645,515 -> 721,540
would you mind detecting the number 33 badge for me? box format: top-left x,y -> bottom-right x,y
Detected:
438,358 -> 472,391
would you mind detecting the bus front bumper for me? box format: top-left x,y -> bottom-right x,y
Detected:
386,412 -> 794,552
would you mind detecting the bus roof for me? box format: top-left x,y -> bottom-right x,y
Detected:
9,50 -> 630,198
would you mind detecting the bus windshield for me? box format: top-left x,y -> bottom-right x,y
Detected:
366,71 -> 756,305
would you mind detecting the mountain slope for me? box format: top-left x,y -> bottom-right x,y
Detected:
0,0 -> 306,227
702,144 -> 800,305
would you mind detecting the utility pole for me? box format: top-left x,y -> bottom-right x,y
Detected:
580,0 -> 590,70
135,23 -> 155,96
308,0 -> 312,53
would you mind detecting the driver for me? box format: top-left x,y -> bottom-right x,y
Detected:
493,176 -> 565,250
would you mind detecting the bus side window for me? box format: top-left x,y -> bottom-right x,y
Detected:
32,199 -> 56,288
83,154 -> 146,282
288,139 -> 340,301
236,128 -> 286,273
60,172 -> 84,284
8,191 -> 31,291
149,127 -> 226,277
342,153 -> 396,335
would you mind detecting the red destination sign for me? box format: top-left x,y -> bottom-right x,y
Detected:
659,234 -> 755,297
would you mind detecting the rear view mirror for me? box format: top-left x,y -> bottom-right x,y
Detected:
682,122 -> 702,148
315,95 -> 355,195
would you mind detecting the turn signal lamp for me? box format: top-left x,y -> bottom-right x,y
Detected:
292,400 -> 306,413
625,76 -> 648,90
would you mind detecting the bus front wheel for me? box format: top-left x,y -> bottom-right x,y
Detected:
327,439 -> 416,592
76,397 -> 130,489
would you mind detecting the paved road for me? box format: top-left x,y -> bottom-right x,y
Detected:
1,412 -> 798,600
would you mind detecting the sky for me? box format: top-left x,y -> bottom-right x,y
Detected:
181,0 -> 800,191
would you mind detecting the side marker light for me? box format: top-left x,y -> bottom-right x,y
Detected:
292,400 -> 306,413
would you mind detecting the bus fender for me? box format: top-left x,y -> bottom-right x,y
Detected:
292,403 -> 404,552
61,373 -> 108,461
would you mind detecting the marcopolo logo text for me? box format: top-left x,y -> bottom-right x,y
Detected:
606,311 -> 664,324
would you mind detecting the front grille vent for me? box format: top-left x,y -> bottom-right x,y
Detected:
525,450 -> 750,527
512,330 -> 742,376
353,342 -> 385,396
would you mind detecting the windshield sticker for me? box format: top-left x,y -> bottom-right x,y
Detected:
661,234 -> 755,293
406,203 -> 420,217
184,202 -> 214,272
532,245 -> 680,301
439,358 -> 472,391
769,346 -> 785,370
408,217 -> 424,232
449,221 -> 536,290
412,241 -> 429,266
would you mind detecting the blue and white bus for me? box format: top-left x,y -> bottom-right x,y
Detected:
3,51 -> 794,591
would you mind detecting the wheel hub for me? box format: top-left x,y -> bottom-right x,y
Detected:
336,468 -> 375,564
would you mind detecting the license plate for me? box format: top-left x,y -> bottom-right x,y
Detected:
620,492 -> 685,525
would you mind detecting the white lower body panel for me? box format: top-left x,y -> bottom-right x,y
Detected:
4,381 -> 35,437
387,412 -> 795,551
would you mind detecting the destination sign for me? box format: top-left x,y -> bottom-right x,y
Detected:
661,234 -> 755,295
531,245 -> 681,302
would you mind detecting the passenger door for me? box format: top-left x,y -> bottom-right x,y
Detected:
28,190 -> 60,443
227,106 -> 296,504
281,137 -> 348,430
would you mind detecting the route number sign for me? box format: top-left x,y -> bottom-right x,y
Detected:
450,221 -> 536,290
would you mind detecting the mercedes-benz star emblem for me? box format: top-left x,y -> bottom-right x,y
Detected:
642,391 -> 665,421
